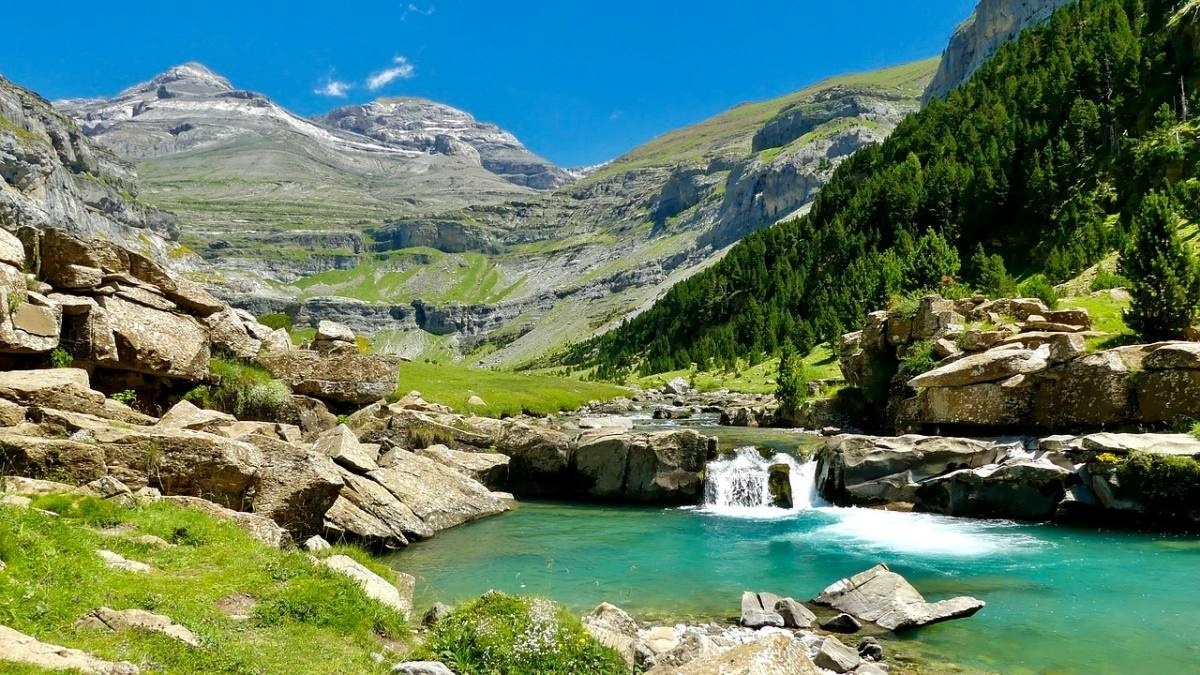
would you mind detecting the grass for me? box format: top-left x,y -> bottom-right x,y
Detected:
184,357 -> 291,421
410,592 -> 626,675
632,343 -> 843,395
292,249 -> 522,306
0,494 -> 408,673
1059,292 -> 1134,350
396,361 -> 628,417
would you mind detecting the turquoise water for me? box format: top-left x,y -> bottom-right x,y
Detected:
393,500 -> 1200,674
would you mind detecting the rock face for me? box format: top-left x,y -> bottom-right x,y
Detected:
924,0 -> 1075,102
813,564 -> 985,631
571,429 -> 713,503
317,98 -> 572,189
257,350 -> 401,406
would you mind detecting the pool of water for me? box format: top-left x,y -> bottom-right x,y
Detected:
632,413 -> 826,457
393,499 -> 1200,674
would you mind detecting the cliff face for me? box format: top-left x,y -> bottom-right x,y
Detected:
0,75 -> 176,255
923,0 -> 1074,103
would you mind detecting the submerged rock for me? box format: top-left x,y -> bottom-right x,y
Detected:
814,563 -> 984,631
820,613 -> 862,633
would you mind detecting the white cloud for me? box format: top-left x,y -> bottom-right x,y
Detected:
367,56 -> 416,91
314,77 -> 352,97
402,3 -> 436,20
609,110 -> 625,121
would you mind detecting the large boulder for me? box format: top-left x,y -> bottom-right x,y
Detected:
571,429 -> 712,504
249,435 -> 344,538
204,307 -> 262,360
909,346 -> 1049,389
469,416 -> 573,495
1142,342 -> 1200,370
739,591 -> 784,629
0,368 -> 106,414
313,424 -> 379,474
915,458 -> 1073,520
0,291 -> 62,353
918,378 -> 1034,427
814,564 -> 984,631
256,350 -> 400,405
94,295 -> 210,381
367,451 -> 508,532
645,633 -> 818,675
1136,369 -> 1200,423
1032,349 -> 1134,427
815,435 -> 1009,505
325,469 -> 432,547
582,603 -> 641,668
0,431 -> 107,483
415,444 -> 509,490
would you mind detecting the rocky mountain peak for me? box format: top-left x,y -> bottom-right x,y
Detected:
119,62 -> 235,99
317,97 -> 572,190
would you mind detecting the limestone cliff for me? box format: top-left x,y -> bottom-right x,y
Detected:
923,0 -> 1073,102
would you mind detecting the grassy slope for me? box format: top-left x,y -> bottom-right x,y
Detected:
0,494 -> 408,674
633,344 -> 842,395
398,361 -> 628,417
585,58 -> 938,179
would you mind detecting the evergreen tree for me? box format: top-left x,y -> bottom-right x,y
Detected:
1120,193 -> 1200,340
774,342 -> 807,417
970,244 -> 1019,297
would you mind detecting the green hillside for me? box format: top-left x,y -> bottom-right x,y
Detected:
574,0 -> 1200,378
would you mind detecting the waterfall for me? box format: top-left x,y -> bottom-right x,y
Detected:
701,447 -> 820,516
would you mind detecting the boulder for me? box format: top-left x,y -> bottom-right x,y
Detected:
912,296 -> 964,340
767,463 -> 792,509
277,395 -> 338,440
0,368 -> 106,414
249,436 -> 344,538
583,602 -> 640,667
578,416 -> 635,431
324,470 -> 431,547
314,424 -> 379,474
915,458 -> 1073,520
1143,342 -> 1200,370
0,291 -> 62,353
316,320 -> 356,344
646,633 -> 818,675
0,624 -> 140,674
475,417 -> 574,495
303,535 -> 332,552
813,636 -> 861,673
820,613 -> 863,633
422,603 -> 452,627
814,563 -> 984,631
76,607 -> 200,647
1032,349 -> 1134,427
97,550 -> 151,573
257,350 -> 400,405
663,377 -> 691,396
997,331 -> 1085,363
95,296 -> 210,381
571,429 -> 712,504
909,346 -> 1049,388
156,399 -> 236,432
773,598 -> 816,628
919,378 -> 1034,427
367,452 -> 508,532
1136,369 -> 1200,423
740,589 -> 785,629
205,308 -> 262,360
857,637 -> 884,662
815,435 -> 1009,505
1079,432 -> 1200,457
321,554 -> 414,619
415,444 -> 509,489
392,663 -> 455,675
0,432 -> 107,483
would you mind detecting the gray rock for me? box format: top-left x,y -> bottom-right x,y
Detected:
857,636 -> 884,661
0,623 -> 141,674
813,636 -> 861,673
814,563 -> 984,631
391,662 -> 455,675
320,554 -> 414,619
422,603 -> 453,627
76,607 -> 200,647
645,633 -> 818,675
583,602 -> 640,667
774,598 -> 817,628
314,424 -> 379,474
303,535 -> 332,552
820,613 -> 862,633
909,345 -> 1050,389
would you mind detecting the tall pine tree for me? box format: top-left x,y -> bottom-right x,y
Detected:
1120,193 -> 1200,340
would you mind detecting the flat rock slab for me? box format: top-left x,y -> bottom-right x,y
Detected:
321,554 -> 414,620
77,607 -> 200,647
646,633 -> 818,675
0,623 -> 140,674
814,563 -> 984,631
1080,433 -> 1200,457
908,346 -> 1049,388
392,663 -> 455,675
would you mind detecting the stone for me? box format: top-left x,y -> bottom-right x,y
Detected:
1079,433 -> 1200,457
316,320 -> 356,344
278,395 -> 338,440
915,459 -> 1073,520
1033,349 -> 1134,427
303,535 -> 332,551
0,433 -> 107,484
1,475 -> 77,495
156,399 -> 236,432
1144,342 -> 1200,370
933,337 -> 961,360
0,294 -> 62,353
95,296 -> 210,381
767,463 -> 792,509
1044,308 -> 1092,328
261,328 -> 292,353
85,476 -> 135,506
583,602 -> 640,667
773,598 -> 816,628
97,550 -> 151,573
642,626 -> 680,654
0,398 -> 26,427
857,636 -> 885,661
392,663 -> 454,675
162,496 -> 290,548
76,607 -> 200,647
466,394 -> 486,407
813,636 -> 861,673
814,563 -> 985,631
0,623 -> 140,674
55,264 -> 104,290
314,424 -> 379,474
908,346 -> 1049,388
1136,369 -> 1200,423
321,554 -> 415,619
578,416 -> 635,430
0,228 -> 25,268
997,331 -> 1085,363
571,429 -> 712,504
367,452 -> 508,532
422,603 -> 453,627
205,308 -> 262,359
257,350 -> 401,405
912,296 -> 964,340
959,329 -> 1005,352
646,633 -> 818,675
740,591 -> 785,628
820,613 -> 862,633
250,437 -> 344,538
0,368 -> 106,413
663,376 -> 691,395
416,444 -> 509,489
324,472 -> 426,548
920,379 -> 1034,427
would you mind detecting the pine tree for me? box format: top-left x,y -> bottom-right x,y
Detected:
1120,193 -> 1200,340
774,342 -> 807,417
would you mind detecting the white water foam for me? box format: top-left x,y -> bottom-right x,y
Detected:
700,448 -> 821,518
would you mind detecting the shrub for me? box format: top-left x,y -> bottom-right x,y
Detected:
416,593 -> 626,675
1090,268 -> 1131,292
1019,274 -> 1059,309
49,348 -> 73,369
900,341 -> 939,378
1116,452 -> 1200,520
111,389 -> 138,407
185,358 -> 291,421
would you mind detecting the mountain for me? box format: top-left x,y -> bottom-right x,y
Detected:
923,0 -> 1075,102
52,59 -> 935,368
55,63 -> 542,274
0,74 -> 175,255
317,97 -> 572,189
574,0 -> 1193,378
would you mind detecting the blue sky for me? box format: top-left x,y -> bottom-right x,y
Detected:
3,1 -> 976,166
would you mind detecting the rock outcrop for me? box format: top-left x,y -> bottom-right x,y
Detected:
0,624 -> 140,674
924,0 -> 1075,102
813,564 -> 985,630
